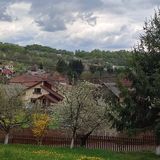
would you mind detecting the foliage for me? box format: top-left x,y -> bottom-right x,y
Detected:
0,42 -> 132,74
0,84 -> 30,144
54,82 -> 116,148
89,65 -> 104,78
75,49 -> 132,66
0,75 -> 9,84
56,59 -> 68,74
32,113 -> 50,145
111,10 -> 160,141
80,71 -> 93,80
0,144 -> 159,160
14,62 -> 28,73
68,59 -> 84,75
67,60 -> 84,84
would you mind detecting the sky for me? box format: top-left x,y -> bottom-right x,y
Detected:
0,0 -> 160,51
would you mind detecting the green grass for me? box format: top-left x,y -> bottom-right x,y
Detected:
0,144 -> 159,160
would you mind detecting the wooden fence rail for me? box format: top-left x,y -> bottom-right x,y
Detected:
2,134 -> 156,152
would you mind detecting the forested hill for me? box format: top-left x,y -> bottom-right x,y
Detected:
0,42 -> 132,71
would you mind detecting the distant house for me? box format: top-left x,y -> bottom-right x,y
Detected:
1,68 -> 14,78
10,73 -> 63,106
102,82 -> 122,102
0,61 -> 15,79
102,78 -> 132,103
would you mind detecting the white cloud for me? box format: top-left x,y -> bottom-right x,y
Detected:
5,2 -> 31,20
0,0 -> 159,51
0,2 -> 40,45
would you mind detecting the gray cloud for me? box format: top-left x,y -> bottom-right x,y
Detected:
28,0 -> 102,32
0,0 -> 12,21
78,12 -> 97,26
0,0 -> 160,50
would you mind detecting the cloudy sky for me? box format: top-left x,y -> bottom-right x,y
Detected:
0,0 -> 159,51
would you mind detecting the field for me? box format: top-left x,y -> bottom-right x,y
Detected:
0,144 -> 159,160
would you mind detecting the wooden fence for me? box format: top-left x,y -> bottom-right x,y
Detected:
4,134 -> 156,152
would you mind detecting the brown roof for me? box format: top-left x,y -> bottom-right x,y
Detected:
24,81 -> 43,88
22,82 -> 39,88
10,74 -> 44,83
38,94 -> 59,103
10,73 -> 68,86
41,85 -> 63,100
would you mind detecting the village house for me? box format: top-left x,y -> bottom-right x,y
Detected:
101,78 -> 132,103
10,73 -> 64,106
0,63 -> 14,78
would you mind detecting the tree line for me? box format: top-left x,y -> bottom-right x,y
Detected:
0,43 -> 132,73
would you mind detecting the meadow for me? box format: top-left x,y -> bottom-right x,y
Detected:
0,144 -> 159,160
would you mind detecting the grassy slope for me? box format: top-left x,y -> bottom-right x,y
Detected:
0,144 -> 159,160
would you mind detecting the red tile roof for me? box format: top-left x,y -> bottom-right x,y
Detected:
10,73 -> 68,86
10,74 -> 44,83
2,69 -> 13,75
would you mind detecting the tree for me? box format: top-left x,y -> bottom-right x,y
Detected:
89,65 -> 104,78
56,59 -> 68,74
111,10 -> 160,155
68,60 -> 84,84
0,84 -> 30,144
54,82 -> 116,149
0,75 -> 9,84
89,65 -> 97,74
39,63 -> 44,70
32,113 -> 50,145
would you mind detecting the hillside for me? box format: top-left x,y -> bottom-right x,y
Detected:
0,42 -> 132,73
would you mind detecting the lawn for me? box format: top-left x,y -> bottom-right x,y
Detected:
0,144 -> 159,160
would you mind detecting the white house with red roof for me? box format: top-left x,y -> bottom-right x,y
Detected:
10,73 -> 63,106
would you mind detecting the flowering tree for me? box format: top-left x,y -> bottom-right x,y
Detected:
0,84 -> 30,144
54,81 -> 117,148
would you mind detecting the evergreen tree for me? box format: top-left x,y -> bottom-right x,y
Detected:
111,10 -> 160,154
56,59 -> 68,74
68,59 -> 84,76
67,60 -> 84,84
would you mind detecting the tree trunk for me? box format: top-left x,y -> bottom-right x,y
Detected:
70,137 -> 75,149
155,136 -> 160,155
4,133 -> 9,144
70,130 -> 76,149
80,136 -> 88,147
156,146 -> 160,155
80,133 -> 92,147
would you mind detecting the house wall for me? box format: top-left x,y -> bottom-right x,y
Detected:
22,82 -> 49,103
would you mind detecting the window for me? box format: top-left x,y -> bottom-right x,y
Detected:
31,98 -> 36,103
33,88 -> 42,94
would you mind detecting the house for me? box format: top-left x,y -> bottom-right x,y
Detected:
22,81 -> 63,106
1,68 -> 14,78
10,73 -> 63,106
102,82 -> 122,103
101,78 -> 132,103
0,62 -> 14,78
103,83 -> 121,98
